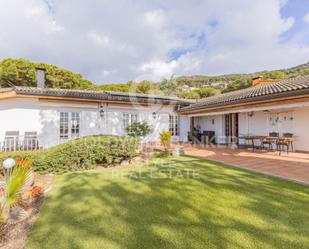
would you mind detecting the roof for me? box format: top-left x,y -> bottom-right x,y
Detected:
0,86 -> 189,105
179,75 -> 309,113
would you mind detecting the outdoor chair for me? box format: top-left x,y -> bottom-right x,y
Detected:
277,133 -> 294,155
261,132 -> 279,151
3,131 -> 19,152
22,131 -> 39,150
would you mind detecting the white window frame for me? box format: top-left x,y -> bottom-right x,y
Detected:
169,115 -> 179,136
122,113 -> 138,129
60,111 -> 81,140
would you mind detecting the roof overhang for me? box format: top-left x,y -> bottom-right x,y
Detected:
178,92 -> 309,115
0,88 -> 187,107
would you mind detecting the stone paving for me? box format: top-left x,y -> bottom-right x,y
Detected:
183,145 -> 309,185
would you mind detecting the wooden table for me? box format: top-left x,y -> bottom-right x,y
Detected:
239,135 -> 266,152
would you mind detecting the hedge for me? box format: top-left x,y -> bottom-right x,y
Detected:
0,135 -> 139,174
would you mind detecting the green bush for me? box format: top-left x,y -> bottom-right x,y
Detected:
0,135 -> 139,174
126,121 -> 152,137
160,131 -> 172,151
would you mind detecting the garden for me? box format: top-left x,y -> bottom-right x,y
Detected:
0,123 -> 308,249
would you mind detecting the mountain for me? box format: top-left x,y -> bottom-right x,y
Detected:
0,58 -> 308,99
176,62 -> 309,88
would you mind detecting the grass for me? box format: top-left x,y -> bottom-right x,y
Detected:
27,156 -> 309,249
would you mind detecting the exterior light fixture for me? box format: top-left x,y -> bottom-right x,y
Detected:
152,112 -> 157,120
3,158 -> 15,170
99,104 -> 105,118
3,158 -> 15,185
248,111 -> 254,117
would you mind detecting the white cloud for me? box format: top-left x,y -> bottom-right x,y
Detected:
0,0 -> 308,83
88,30 -> 110,47
304,13 -> 309,23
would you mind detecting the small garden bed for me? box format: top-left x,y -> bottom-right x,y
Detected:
0,173 -> 53,249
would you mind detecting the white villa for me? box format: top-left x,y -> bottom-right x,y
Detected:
0,69 -> 309,152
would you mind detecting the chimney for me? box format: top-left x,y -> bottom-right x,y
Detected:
252,76 -> 281,87
36,67 -> 46,88
252,76 -> 262,86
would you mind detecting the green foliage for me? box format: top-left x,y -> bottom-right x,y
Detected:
196,87 -> 219,98
0,58 -> 93,89
0,136 -> 139,174
27,156 -> 309,249
299,68 -> 309,76
176,91 -> 200,99
222,79 -> 252,93
126,122 -> 152,138
7,159 -> 33,207
160,131 -> 172,150
262,70 -> 287,79
96,83 -> 130,92
0,58 -> 307,99
176,87 -> 218,99
153,151 -> 170,158
95,80 -> 161,94
160,76 -> 179,95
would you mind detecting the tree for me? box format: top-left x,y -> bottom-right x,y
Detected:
126,122 -> 152,138
222,79 -> 252,93
177,91 -> 200,99
160,131 -> 172,151
0,58 -> 93,89
263,70 -> 287,79
197,87 -> 218,98
96,83 -> 130,92
160,75 -> 178,96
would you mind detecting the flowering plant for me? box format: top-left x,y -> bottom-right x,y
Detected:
30,186 -> 44,198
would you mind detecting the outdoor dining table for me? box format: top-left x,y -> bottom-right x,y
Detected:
240,135 -> 267,152
240,135 -> 295,153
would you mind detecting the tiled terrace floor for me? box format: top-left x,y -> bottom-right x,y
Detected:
182,145 -> 309,185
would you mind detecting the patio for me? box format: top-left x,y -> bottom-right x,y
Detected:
182,145 -> 309,185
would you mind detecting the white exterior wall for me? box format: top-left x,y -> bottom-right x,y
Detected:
179,115 -> 190,142
238,107 -> 309,151
192,115 -> 225,143
0,98 -> 180,148
182,102 -> 309,151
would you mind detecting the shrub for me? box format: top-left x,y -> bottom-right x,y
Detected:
126,121 -> 152,138
160,131 -> 172,151
0,135 -> 139,174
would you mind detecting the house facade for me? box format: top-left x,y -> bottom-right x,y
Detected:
1,70 -> 309,152
178,76 -> 309,152
0,84 -> 189,150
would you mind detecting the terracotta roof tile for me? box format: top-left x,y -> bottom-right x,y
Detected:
1,86 -> 189,105
179,75 -> 309,112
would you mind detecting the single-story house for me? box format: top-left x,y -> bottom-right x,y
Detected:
0,68 -> 309,152
178,75 -> 309,152
0,69 -> 190,150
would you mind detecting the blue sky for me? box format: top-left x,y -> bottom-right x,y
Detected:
281,0 -> 309,43
0,0 -> 308,83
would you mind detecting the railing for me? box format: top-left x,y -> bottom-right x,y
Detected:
0,135 -> 40,152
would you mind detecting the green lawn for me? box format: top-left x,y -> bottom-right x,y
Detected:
27,156 -> 309,249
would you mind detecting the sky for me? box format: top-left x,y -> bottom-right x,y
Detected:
0,0 -> 308,84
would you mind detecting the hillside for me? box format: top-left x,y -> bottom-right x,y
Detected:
0,58 -> 94,89
176,62 -> 309,87
0,58 -> 308,99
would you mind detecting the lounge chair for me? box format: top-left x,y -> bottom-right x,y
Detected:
3,131 -> 19,152
22,132 -> 39,150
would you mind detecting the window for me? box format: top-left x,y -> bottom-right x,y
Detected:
169,115 -> 179,136
123,113 -> 138,128
60,112 -> 80,140
71,112 -> 80,139
60,112 -> 69,139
